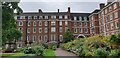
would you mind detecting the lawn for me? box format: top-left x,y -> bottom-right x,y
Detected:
42,49 -> 56,58
0,49 -> 56,58
0,53 -> 35,58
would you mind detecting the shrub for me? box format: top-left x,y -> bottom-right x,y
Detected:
52,45 -> 57,50
94,48 -> 108,57
23,43 -> 45,55
13,48 -> 24,53
109,49 -> 120,56
48,43 -> 57,50
34,46 -> 44,56
24,47 -> 34,54
110,34 -> 120,44
61,34 -> 120,57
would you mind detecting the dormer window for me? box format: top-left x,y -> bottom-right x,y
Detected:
39,16 -> 43,19
59,16 -> 62,19
20,16 -> 25,19
51,16 -> 56,19
28,16 -> 32,19
45,16 -> 48,19
84,17 -> 87,21
34,16 -> 37,19
79,16 -> 82,21
65,15 -> 68,19
74,17 -> 77,20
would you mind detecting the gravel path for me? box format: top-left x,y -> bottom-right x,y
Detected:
54,48 -> 79,58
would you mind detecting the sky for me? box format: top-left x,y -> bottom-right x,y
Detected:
19,0 -> 107,13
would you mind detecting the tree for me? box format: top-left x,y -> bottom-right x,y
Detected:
63,29 -> 74,43
2,2 -> 22,46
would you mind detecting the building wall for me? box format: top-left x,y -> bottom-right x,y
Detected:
15,11 -> 90,48
15,0 -> 120,48
90,13 -> 100,36
90,1 -> 120,36
98,2 -> 120,36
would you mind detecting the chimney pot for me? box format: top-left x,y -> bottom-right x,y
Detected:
68,7 -> 70,12
58,9 -> 59,13
38,9 -> 42,13
100,3 -> 105,9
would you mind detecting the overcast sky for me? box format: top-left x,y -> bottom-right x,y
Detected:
19,0 -> 107,13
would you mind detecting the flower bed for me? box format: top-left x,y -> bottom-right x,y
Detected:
61,34 -> 120,57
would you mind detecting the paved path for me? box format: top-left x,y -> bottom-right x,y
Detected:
54,48 -> 79,58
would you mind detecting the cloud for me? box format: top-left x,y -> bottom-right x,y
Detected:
19,2 -> 101,13
20,0 -> 106,2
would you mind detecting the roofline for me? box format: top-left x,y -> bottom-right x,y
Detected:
89,0 -> 118,18
98,0 -> 118,13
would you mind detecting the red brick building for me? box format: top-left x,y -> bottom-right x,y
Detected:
14,7 -> 90,48
15,0 -> 120,48
89,0 -> 120,36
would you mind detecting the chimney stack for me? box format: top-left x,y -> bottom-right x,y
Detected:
100,3 -> 105,9
58,9 -> 59,13
38,9 -> 42,13
68,7 -> 70,13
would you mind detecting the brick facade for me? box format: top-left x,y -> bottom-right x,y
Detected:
15,7 -> 90,48
15,0 -> 120,48
90,0 -> 120,36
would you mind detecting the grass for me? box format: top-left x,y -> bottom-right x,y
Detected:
0,48 -> 56,58
0,53 -> 35,58
42,49 -> 56,58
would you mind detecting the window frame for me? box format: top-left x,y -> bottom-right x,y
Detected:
44,27 -> 48,33
39,21 -> 42,26
39,28 -> 42,33
80,28 -> 83,33
45,21 -> 48,26
32,35 -> 36,42
64,15 -> 68,19
33,21 -> 37,26
28,16 -> 32,19
27,28 -> 30,33
20,16 -> 25,19
19,21 -> 23,26
59,21 -> 62,26
65,21 -> 68,26
51,21 -> 56,26
74,28 -> 77,33
34,16 -> 38,19
59,27 -> 62,33
33,28 -> 36,33
59,15 -> 63,19
84,28 -> 88,33
51,27 -> 56,32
